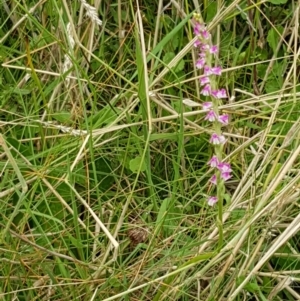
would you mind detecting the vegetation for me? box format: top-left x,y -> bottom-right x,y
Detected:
0,0 -> 300,300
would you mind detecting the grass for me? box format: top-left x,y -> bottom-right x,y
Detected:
0,0 -> 300,300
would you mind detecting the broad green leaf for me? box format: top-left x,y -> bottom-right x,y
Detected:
155,197 -> 170,227
129,156 -> 146,173
267,26 -> 284,53
206,1 -> 218,22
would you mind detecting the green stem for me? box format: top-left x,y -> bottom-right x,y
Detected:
217,179 -> 224,250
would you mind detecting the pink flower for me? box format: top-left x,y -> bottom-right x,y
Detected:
202,102 -> 213,110
201,30 -> 210,39
194,39 -> 201,47
210,45 -> 218,54
217,162 -> 232,173
200,76 -> 210,86
208,155 -> 219,168
208,196 -> 218,206
210,133 -> 226,145
218,114 -> 229,125
196,58 -> 206,69
205,110 -> 217,122
212,88 -> 227,99
199,51 -> 206,58
211,66 -> 222,76
201,84 -> 211,96
204,66 -> 212,76
204,66 -> 222,76
221,172 -> 232,181
194,22 -> 206,35
201,44 -> 210,52
210,175 -> 217,185
194,23 -> 202,36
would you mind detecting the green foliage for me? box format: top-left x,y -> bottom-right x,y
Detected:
129,156 -> 146,173
267,26 -> 285,53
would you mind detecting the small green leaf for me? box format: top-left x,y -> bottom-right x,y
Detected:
237,51 -> 246,63
129,156 -> 146,173
170,36 -> 179,49
52,111 -> 72,123
223,193 -> 231,204
244,281 -> 260,293
163,52 -> 175,64
173,59 -> 185,72
230,209 -> 246,222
